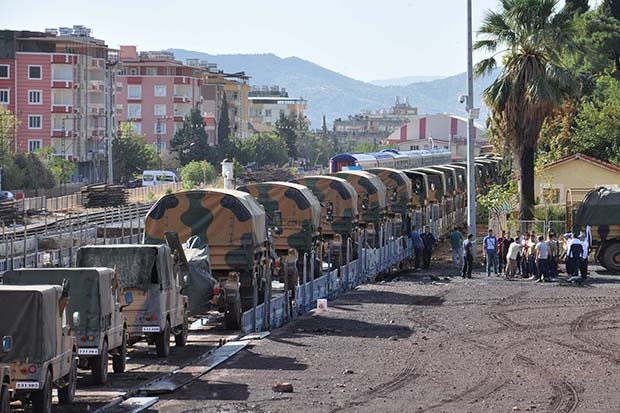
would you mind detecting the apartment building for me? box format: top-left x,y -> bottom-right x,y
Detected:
116,47 -> 204,156
248,85 -> 307,127
0,26 -> 117,183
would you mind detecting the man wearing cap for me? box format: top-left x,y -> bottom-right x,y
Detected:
566,233 -> 584,278
578,231 -> 589,279
483,229 -> 499,276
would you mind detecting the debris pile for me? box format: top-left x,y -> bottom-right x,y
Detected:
81,184 -> 128,208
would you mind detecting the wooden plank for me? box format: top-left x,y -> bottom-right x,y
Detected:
104,397 -> 159,413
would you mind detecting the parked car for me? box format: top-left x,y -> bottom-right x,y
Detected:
0,191 -> 14,201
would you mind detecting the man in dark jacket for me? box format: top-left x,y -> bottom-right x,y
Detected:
421,225 -> 437,269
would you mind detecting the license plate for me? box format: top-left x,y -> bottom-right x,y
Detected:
78,348 -> 99,355
142,326 -> 160,333
15,381 -> 39,389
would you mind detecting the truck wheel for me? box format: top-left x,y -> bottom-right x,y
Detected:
602,243 -> 620,273
58,357 -> 77,404
31,370 -> 52,413
224,291 -> 242,330
155,320 -> 171,357
174,313 -> 188,347
112,331 -> 127,373
0,386 -> 10,413
91,340 -> 109,385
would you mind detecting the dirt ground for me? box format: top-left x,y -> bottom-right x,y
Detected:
154,243 -> 620,413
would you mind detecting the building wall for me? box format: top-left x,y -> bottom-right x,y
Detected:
535,159 -> 620,204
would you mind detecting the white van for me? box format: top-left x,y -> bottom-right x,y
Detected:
142,170 -> 179,187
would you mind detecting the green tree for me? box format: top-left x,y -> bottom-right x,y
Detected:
217,93 -> 231,151
35,146 -> 75,188
239,132 -> 288,167
474,0 -> 580,220
180,160 -> 216,187
113,122 -> 157,183
0,106 -> 17,190
276,113 -> 302,159
565,0 -> 590,14
171,107 -> 210,166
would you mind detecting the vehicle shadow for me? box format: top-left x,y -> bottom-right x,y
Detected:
337,289 -> 445,306
284,314 -> 413,339
157,381 -> 250,402
224,350 -> 308,371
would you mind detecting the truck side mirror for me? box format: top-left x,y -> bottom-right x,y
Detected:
2,336 -> 12,353
72,311 -> 81,327
326,201 -> 334,222
273,210 -> 283,235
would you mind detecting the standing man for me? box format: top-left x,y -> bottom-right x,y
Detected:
566,234 -> 583,278
500,230 -> 512,275
421,225 -> 436,270
483,229 -> 499,276
462,233 -> 474,279
534,235 -> 549,282
547,232 -> 559,278
506,237 -> 521,279
450,227 -> 464,270
410,226 -> 424,270
579,231 -> 589,279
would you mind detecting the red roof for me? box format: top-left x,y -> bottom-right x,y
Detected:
544,153 -> 620,173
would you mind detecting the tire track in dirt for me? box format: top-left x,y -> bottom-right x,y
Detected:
561,305 -> 620,364
517,355 -> 580,413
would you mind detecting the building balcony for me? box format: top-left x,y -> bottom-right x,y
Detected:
51,129 -> 74,138
89,80 -> 105,92
174,76 -> 189,85
52,104 -> 73,114
89,104 -> 105,116
51,80 -> 73,89
173,115 -> 185,122
51,54 -> 76,64
173,95 -> 191,103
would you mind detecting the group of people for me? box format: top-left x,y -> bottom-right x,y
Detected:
409,225 -> 437,270
449,226 -> 588,282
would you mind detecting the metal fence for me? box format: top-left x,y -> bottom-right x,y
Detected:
488,218 -> 566,237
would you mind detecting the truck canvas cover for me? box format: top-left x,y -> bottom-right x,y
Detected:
367,167 -> 413,214
2,268 -> 113,333
0,285 -> 61,364
143,189 -> 267,270
576,186 -> 620,226
335,170 -> 387,225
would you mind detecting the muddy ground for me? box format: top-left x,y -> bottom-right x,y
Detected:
151,245 -> 620,413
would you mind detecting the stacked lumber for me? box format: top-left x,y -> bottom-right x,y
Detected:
81,184 -> 128,208
0,200 -> 24,225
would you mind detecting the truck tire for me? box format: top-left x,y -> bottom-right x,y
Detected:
224,290 -> 242,330
31,370 -> 52,413
602,242 -> 620,273
174,313 -> 188,347
112,331 -> 127,373
58,357 -> 77,404
155,320 -> 171,357
91,340 -> 109,385
0,386 -> 10,413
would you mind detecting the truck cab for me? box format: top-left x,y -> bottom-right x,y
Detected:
2,267 -> 127,385
0,284 -> 77,413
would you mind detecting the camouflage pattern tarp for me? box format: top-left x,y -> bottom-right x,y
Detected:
237,182 -> 321,253
143,189 -> 267,271
0,285 -> 62,363
290,175 -> 358,238
366,167 -> 412,215
576,186 -> 620,226
334,170 -> 387,227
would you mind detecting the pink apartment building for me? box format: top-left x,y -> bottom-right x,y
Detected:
116,46 -> 203,156
0,27 -> 116,183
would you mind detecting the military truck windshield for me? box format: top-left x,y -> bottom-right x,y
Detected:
78,247 -> 159,290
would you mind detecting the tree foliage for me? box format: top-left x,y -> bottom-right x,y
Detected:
113,122 -> 157,183
180,160 -> 217,187
171,107 -> 210,166
276,113 -> 307,159
237,132 -> 288,167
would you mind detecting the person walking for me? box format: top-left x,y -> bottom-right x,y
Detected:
450,227 -> 464,270
410,226 -> 424,270
462,233 -> 474,279
506,237 -> 521,279
534,235 -> 549,282
421,225 -> 436,270
483,229 -> 499,276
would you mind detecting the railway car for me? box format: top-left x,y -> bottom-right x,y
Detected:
366,167 -> 413,236
329,148 -> 451,173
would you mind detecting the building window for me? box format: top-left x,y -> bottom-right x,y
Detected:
28,90 -> 42,104
0,89 -> 8,104
154,85 -> 167,97
542,187 -> 560,204
28,65 -> 42,80
154,104 -> 167,116
127,104 -> 141,119
279,109 -> 285,117
28,139 -> 42,152
155,123 -> 167,134
146,67 -> 157,76
28,115 -> 42,129
127,85 -> 141,100
129,68 -> 138,75
410,145 -> 419,150
132,122 -> 141,134
265,109 -> 272,117
0,65 -> 8,79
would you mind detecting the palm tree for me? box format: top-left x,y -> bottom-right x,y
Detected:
474,0 -> 579,220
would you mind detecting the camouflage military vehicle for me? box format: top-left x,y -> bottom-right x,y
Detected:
367,167 -> 413,236
2,267 -> 127,384
76,244 -> 188,357
0,284 -> 77,413
143,189 -> 271,330
290,176 -> 358,269
236,182 -> 322,270
334,170 -> 387,246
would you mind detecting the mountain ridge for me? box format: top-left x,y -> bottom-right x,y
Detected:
169,48 -> 497,128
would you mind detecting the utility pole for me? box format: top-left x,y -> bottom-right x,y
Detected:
466,0 -> 477,239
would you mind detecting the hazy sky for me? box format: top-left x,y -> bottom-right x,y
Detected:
0,0 -> 598,82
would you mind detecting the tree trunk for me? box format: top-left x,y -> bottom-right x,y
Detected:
518,145 -> 536,221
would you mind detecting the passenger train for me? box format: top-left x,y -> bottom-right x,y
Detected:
329,148 -> 452,173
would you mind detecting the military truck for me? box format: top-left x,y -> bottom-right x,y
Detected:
76,244 -> 188,357
2,267 -> 127,384
566,186 -> 620,273
367,167 -> 413,237
237,181 -> 323,274
143,189 -> 272,330
0,284 -> 77,413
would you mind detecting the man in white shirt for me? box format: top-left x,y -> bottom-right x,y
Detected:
505,237 -> 521,279
578,232 -> 589,279
534,235 -> 549,282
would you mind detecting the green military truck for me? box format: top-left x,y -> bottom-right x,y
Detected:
367,167 -> 413,237
567,186 -> 620,273
76,244 -> 189,357
2,267 -> 127,384
143,189 -> 271,330
0,284 -> 77,413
